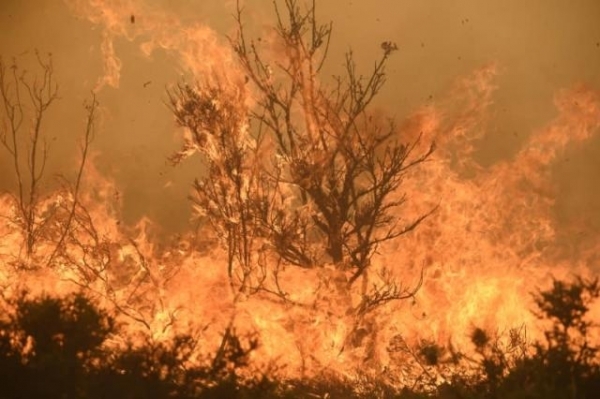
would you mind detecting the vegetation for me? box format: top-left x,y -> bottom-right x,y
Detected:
168,0 -> 436,362
2,1 -> 599,398
168,0 -> 435,310
0,54 -> 179,333
0,275 -> 598,398
0,52 -> 96,267
0,291 -> 271,399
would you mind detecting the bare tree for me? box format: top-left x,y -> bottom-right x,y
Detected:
0,54 -> 184,335
0,52 -> 96,268
169,0 -> 435,313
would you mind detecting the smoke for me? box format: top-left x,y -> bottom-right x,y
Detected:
64,0 -> 238,91
0,0 -> 599,379
2,0 -> 599,235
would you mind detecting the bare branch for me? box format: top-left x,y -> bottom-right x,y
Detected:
170,1 -> 435,320
47,94 -> 97,267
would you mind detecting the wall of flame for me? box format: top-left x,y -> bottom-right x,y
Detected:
0,0 -> 600,380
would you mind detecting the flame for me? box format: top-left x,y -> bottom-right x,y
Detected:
0,0 -> 597,385
64,0 -> 239,90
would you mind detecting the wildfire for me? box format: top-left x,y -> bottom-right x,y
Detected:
0,0 -> 599,388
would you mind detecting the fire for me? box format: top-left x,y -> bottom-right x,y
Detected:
0,0 -> 599,387
387,81 -> 600,356
64,0 -> 239,90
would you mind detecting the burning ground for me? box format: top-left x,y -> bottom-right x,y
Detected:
1,0 -> 600,397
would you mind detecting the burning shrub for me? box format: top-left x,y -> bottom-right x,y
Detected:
418,341 -> 446,367
470,328 -> 490,350
436,275 -> 600,399
168,0 -> 435,317
0,292 -> 272,399
0,292 -> 115,398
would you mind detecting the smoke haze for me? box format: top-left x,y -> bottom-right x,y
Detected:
1,0 -> 600,239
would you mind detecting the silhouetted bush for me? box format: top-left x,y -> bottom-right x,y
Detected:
0,292 -> 269,399
0,292 -> 115,399
436,275 -> 600,399
0,275 -> 598,398
495,276 -> 600,399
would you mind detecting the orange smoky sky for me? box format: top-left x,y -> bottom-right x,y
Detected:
1,0 -> 600,239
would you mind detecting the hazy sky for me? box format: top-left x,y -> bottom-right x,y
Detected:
1,0 -> 600,236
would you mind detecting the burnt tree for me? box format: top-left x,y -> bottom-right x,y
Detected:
169,0 -> 435,312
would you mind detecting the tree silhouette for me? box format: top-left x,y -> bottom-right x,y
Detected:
0,52 -> 96,269
169,0 -> 435,319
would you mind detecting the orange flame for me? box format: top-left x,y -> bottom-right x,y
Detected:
0,0 -> 596,384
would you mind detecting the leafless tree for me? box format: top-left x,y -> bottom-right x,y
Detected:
0,52 -> 96,268
0,52 -> 56,259
0,53 -> 183,334
169,0 -> 435,313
